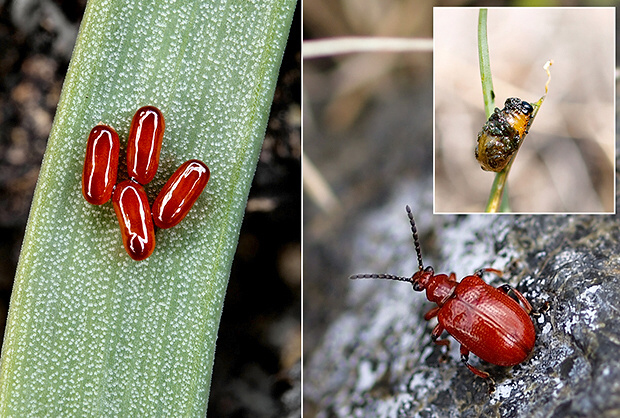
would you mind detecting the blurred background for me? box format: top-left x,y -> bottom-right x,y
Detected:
0,0 -> 300,416
435,7 -> 615,213
303,0 -> 434,414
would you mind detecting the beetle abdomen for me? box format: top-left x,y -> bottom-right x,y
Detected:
439,276 -> 535,366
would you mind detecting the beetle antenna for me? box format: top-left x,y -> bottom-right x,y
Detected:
405,205 -> 424,271
349,273 -> 412,283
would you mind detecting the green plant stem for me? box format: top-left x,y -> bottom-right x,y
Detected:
478,9 -> 495,119
479,8 -> 511,213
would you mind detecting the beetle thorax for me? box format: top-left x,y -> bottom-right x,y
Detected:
425,274 -> 457,306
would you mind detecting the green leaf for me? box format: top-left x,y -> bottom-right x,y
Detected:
0,0 -> 296,415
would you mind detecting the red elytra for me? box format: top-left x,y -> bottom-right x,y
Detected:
350,206 -> 536,390
112,180 -> 155,261
152,159 -> 210,229
82,125 -> 120,205
126,105 -> 165,184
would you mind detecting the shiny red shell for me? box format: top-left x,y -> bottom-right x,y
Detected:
82,125 -> 120,205
439,275 -> 535,366
126,106 -> 165,184
112,180 -> 155,261
152,159 -> 210,229
413,268 -> 535,367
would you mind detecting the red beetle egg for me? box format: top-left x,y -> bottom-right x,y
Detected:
82,124 -> 120,205
152,159 -> 210,229
112,180 -> 156,260
126,106 -> 165,184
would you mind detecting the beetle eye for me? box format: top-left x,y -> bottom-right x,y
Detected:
522,101 -> 533,114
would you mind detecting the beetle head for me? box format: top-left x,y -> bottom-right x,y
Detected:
504,97 -> 533,115
411,266 -> 434,291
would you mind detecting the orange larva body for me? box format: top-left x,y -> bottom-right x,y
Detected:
82,124 -> 120,205
152,159 -> 210,229
475,98 -> 534,172
127,106 -> 165,184
112,180 -> 156,260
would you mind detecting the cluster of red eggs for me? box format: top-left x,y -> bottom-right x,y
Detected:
82,106 -> 210,261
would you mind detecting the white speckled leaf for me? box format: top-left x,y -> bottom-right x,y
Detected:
0,0 -> 295,415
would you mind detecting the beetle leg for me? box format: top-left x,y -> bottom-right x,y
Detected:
538,300 -> 551,313
460,346 -> 496,392
475,267 -> 503,278
497,284 -> 533,314
430,323 -> 450,347
460,346 -> 489,378
424,306 -> 440,321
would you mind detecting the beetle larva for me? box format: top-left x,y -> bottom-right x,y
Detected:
475,98 -> 534,172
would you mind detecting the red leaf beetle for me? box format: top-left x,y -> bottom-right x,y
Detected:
350,206 -> 536,390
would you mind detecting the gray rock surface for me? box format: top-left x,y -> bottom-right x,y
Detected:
305,206 -> 620,417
